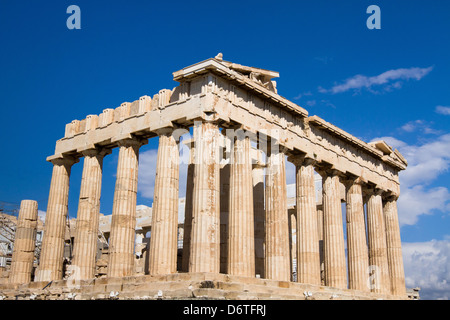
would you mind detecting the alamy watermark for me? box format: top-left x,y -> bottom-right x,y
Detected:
67,5 -> 81,30
367,5 -> 381,30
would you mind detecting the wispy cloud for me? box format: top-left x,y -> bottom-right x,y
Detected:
314,56 -> 333,65
400,119 -> 442,135
293,91 -> 312,100
436,105 -> 450,115
305,100 -> 316,107
321,66 -> 433,94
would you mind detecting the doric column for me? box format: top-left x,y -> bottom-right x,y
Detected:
252,159 -> 265,278
108,137 -> 145,278
290,156 -> 321,285
265,145 -> 290,281
345,177 -> 369,291
71,148 -> 109,280
181,140 -> 195,272
189,121 -> 221,273
366,188 -> 390,294
320,169 -> 347,289
9,200 -> 38,284
148,129 -> 180,275
227,133 -> 255,277
35,156 -> 78,282
383,195 -> 406,296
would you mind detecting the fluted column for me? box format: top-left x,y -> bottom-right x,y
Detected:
72,148 -> 109,280
366,188 -> 390,293
9,200 -> 38,284
265,145 -> 290,281
35,156 -> 77,282
227,133 -> 255,276
108,138 -> 145,278
149,130 -> 180,275
345,177 -> 369,291
384,195 -> 406,296
320,169 -> 347,289
290,157 -> 321,285
181,140 -> 195,272
189,121 -> 221,273
253,160 -> 265,278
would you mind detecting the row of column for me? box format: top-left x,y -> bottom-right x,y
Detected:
30,120 -> 405,297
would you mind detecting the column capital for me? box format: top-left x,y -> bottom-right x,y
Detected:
80,147 -> 112,158
341,175 -> 366,188
267,141 -> 288,155
49,155 -> 79,167
382,191 -> 399,202
315,166 -> 343,180
287,154 -> 316,167
116,136 -> 148,148
223,124 -> 258,143
364,185 -> 385,197
194,116 -> 220,125
153,125 -> 179,137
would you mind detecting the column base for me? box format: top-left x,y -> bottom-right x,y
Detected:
0,272 -> 410,300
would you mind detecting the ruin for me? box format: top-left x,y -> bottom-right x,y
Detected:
0,54 -> 411,300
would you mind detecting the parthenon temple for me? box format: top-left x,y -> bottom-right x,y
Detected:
0,55 -> 411,300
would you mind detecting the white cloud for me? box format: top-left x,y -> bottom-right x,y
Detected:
397,185 -> 450,226
370,136 -> 407,149
137,148 -> 188,202
138,149 -> 158,200
38,210 -> 46,223
436,106 -> 450,115
402,239 -> 450,300
398,133 -> 450,187
321,66 -> 433,94
401,120 -> 423,132
371,134 -> 450,226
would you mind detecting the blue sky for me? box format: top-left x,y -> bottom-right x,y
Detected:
1,1 -> 449,299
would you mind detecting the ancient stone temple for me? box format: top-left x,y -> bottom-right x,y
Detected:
0,54 -> 410,300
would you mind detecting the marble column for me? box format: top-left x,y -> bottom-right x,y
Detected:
72,148 -> 109,280
366,188 -> 390,294
265,145 -> 290,281
345,177 -> 369,291
227,134 -> 255,277
149,130 -> 180,275
189,121 -> 221,273
35,156 -> 77,282
321,169 -> 347,289
181,140 -> 194,272
384,196 -> 406,296
108,138 -> 145,278
252,160 -> 265,278
9,200 -> 38,284
292,157 -> 321,285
